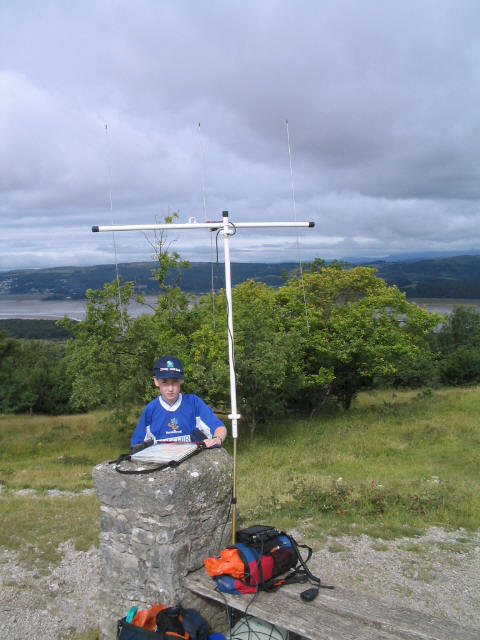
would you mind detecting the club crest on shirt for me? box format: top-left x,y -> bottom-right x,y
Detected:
168,417 -> 180,431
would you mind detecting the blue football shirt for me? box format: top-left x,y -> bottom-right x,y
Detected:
130,393 -> 224,446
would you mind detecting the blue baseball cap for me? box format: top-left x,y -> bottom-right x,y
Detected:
153,356 -> 184,380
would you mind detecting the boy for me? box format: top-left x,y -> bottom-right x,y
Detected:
130,355 -> 227,448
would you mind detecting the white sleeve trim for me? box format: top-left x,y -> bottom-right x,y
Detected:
195,416 -> 213,438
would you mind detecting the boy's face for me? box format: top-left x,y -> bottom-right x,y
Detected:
154,377 -> 183,405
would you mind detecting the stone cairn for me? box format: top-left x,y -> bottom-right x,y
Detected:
93,448 -> 233,639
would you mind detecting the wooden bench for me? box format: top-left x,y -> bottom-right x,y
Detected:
185,567 -> 478,640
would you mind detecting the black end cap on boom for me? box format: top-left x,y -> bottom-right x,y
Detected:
308,221 -> 315,227
92,225 -> 99,232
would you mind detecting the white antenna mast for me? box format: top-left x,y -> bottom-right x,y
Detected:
92,213 -> 314,540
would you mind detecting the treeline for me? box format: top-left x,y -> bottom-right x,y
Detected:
3,252 -> 480,437
0,319 -> 74,340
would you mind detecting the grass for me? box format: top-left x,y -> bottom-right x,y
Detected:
0,386 -> 479,565
0,495 -> 99,569
0,410 -> 118,569
235,386 -> 480,539
0,410 -> 129,490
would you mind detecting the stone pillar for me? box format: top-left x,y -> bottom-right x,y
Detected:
93,448 -> 233,639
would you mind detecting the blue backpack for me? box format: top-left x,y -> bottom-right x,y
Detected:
117,605 -> 208,640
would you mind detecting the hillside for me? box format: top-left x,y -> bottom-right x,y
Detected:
372,254 -> 480,281
372,254 -> 480,297
0,262 -> 299,298
2,254 -> 480,299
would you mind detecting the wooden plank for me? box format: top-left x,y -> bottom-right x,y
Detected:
184,568 -> 479,640
185,568 -> 399,639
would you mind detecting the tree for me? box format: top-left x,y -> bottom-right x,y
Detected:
440,346 -> 480,385
234,280 -> 305,437
187,281 -> 302,439
0,332 -> 71,414
62,220 -> 194,419
432,305 -> 480,353
431,306 -> 480,385
61,280 -> 139,411
185,280 -> 301,438
62,251 -> 442,436
277,266 -> 441,410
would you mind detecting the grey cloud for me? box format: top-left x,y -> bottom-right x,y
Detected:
1,0 -> 480,270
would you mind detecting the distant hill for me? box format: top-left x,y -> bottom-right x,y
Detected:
370,255 -> 480,281
342,249 -> 480,264
2,255 -> 480,299
0,262 -> 300,299
369,255 -> 480,298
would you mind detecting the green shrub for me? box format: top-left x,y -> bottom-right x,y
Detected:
440,346 -> 480,385
0,334 -> 72,414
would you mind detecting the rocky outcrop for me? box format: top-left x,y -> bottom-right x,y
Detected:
93,448 -> 233,639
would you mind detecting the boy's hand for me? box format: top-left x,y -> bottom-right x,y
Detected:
203,436 -> 222,448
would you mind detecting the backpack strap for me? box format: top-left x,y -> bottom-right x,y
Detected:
285,533 -> 334,595
257,567 -> 309,591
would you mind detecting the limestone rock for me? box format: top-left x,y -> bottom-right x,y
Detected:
93,448 -> 233,639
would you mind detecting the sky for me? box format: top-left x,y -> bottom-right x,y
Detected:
1,0 -> 480,270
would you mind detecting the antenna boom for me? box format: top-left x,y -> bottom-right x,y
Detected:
92,221 -> 314,233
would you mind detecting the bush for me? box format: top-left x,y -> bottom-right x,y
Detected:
392,354 -> 439,389
440,346 -> 480,385
0,333 -> 72,414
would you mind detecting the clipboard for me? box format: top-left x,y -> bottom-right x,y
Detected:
131,442 -> 200,464
112,441 -> 204,475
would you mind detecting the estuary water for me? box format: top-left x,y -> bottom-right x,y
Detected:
0,295 -> 479,321
0,295 -> 160,321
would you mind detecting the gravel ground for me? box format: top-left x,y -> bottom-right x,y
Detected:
307,527 -> 480,631
0,527 -> 478,639
0,541 -> 100,639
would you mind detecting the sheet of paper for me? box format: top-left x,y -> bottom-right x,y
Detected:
130,442 -> 198,463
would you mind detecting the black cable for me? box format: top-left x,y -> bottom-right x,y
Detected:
214,224 -> 237,374
224,292 -> 236,373
215,228 -> 222,264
